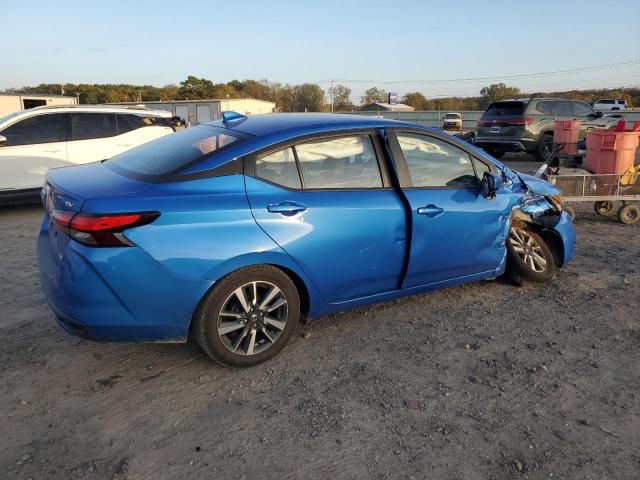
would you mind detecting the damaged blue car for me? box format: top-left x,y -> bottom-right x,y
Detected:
37,113 -> 575,366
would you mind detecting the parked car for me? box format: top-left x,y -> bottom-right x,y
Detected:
37,113 -> 575,366
475,98 -> 619,161
0,105 -> 175,202
442,112 -> 462,130
593,99 -> 628,113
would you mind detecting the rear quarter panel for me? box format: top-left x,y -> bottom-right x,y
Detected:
82,174 -> 327,316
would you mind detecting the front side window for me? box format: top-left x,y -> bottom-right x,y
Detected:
0,113 -> 66,146
71,113 -> 117,141
255,147 -> 301,189
396,133 -> 478,188
105,124 -> 243,178
116,114 -> 169,135
295,135 -> 382,189
573,102 -> 595,117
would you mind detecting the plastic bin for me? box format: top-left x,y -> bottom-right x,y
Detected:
585,127 -> 640,174
554,120 -> 581,155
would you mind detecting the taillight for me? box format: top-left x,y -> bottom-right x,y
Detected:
477,117 -> 534,126
51,210 -> 159,247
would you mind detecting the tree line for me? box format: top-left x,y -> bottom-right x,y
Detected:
2,76 -> 637,112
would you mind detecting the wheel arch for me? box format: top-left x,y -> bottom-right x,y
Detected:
511,216 -> 565,267
190,253 -> 324,334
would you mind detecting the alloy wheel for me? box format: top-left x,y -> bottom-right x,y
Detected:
509,228 -> 547,273
217,281 -> 288,356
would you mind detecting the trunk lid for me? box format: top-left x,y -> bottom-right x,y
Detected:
44,161 -> 151,213
478,100 -> 529,138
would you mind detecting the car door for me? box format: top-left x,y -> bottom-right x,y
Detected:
66,112 -> 119,165
0,113 -> 68,191
388,130 -> 512,288
572,101 -> 612,135
244,131 -> 407,303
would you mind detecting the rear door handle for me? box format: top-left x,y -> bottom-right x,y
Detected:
417,204 -> 444,218
267,201 -> 307,215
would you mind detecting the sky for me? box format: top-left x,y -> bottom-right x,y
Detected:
2,0 -> 639,101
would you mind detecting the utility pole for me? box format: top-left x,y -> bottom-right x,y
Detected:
330,79 -> 334,113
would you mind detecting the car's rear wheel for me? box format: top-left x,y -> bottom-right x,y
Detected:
193,265 -> 300,367
506,226 -> 557,285
536,133 -> 554,162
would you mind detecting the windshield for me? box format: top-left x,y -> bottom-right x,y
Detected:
105,125 -> 246,178
444,113 -> 460,119
483,101 -> 526,117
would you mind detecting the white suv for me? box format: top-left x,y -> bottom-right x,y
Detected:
0,105 -> 175,199
593,99 -> 628,113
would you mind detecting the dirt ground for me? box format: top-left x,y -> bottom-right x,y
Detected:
1,154 -> 639,480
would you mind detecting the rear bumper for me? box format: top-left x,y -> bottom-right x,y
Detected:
475,137 -> 537,152
37,214 -> 213,342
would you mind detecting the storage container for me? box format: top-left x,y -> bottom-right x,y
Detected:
585,127 -> 639,174
553,120 -> 581,155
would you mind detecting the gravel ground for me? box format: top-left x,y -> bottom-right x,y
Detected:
1,154 -> 639,480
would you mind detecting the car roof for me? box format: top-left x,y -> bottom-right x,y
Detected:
204,113 -> 416,137
9,104 -> 172,117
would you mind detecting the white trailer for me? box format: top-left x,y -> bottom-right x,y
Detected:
0,94 -> 78,117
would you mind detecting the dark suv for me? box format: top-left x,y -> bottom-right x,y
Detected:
475,98 -> 619,161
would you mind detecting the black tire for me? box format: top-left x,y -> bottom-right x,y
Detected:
594,201 -> 614,216
617,204 -> 640,225
505,226 -> 557,285
535,133 -> 554,162
193,265 -> 300,367
484,148 -> 505,159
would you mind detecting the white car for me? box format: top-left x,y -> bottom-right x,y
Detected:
593,99 -> 628,113
0,105 -> 175,199
442,112 -> 463,130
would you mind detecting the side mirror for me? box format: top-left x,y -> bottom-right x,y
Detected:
594,111 -> 603,118
0,135 -> 7,146
481,172 -> 503,199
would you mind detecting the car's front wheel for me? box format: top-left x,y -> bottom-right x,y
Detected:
193,265 -> 300,367
505,226 -> 557,285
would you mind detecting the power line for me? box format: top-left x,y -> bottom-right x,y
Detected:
317,60 -> 640,86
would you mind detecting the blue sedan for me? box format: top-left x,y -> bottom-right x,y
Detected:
37,113 -> 575,366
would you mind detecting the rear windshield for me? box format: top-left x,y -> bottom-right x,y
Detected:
482,101 -> 526,117
105,125 -> 246,178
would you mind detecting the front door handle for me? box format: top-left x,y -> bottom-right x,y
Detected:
267,201 -> 307,216
417,204 -> 444,218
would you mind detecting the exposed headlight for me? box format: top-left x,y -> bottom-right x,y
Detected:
547,194 -> 564,212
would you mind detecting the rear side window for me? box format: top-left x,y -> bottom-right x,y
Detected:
105,125 -> 244,178
256,147 -> 301,189
396,133 -> 478,188
0,113 -> 66,145
116,114 -> 170,135
295,135 -> 382,189
71,113 -> 117,141
536,102 -> 553,115
553,102 -> 574,116
483,101 -> 526,117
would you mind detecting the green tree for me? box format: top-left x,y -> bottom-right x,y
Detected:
402,92 -> 429,110
361,87 -> 387,105
479,83 -> 522,108
292,83 -> 325,112
328,84 -> 353,111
